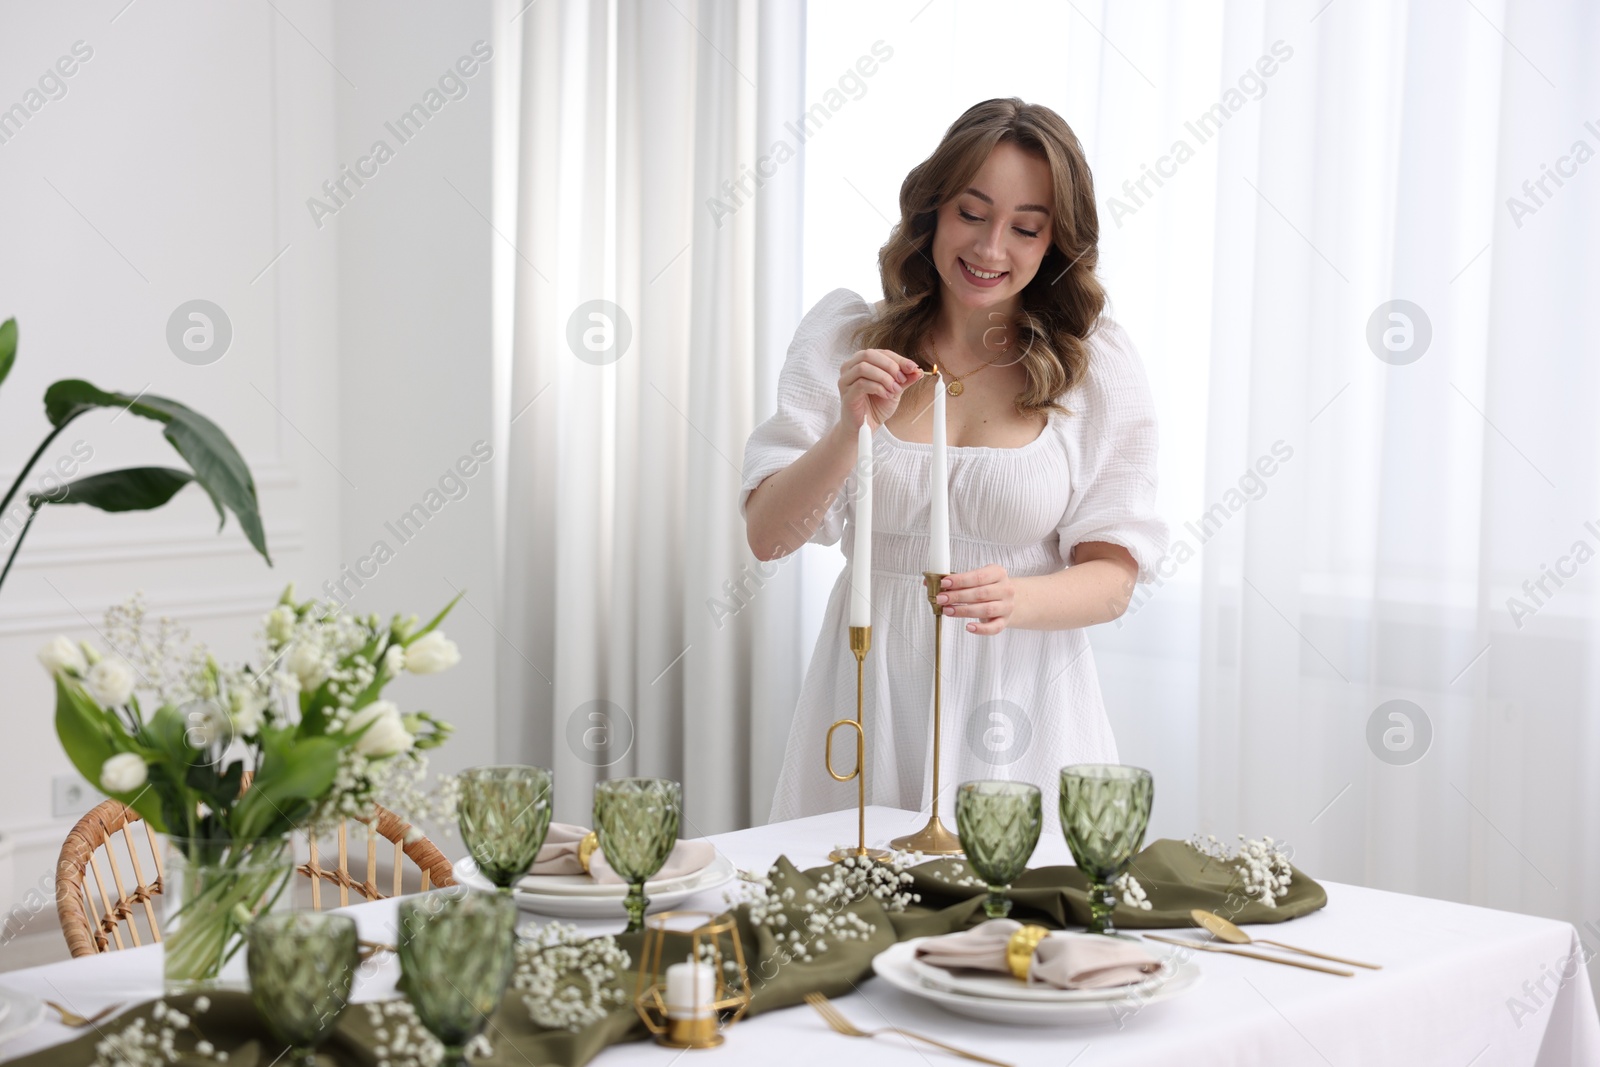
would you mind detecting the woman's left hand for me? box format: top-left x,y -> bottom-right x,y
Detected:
936,564 -> 1015,635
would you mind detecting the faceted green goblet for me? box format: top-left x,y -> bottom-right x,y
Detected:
457,765 -> 554,894
593,777 -> 681,933
246,912 -> 359,1066
955,780 -> 1043,919
1059,764 -> 1154,936
398,888 -> 517,1067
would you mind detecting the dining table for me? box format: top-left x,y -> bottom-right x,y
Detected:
3,804 -> 1598,1066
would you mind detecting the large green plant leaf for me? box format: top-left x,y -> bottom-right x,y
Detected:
41,380 -> 271,564
29,467 -> 195,512
53,676 -> 168,832
0,318 -> 15,391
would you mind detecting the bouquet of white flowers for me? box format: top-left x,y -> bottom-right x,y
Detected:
41,584 -> 462,987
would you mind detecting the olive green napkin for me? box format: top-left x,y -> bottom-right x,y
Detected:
15,843 -> 1324,1067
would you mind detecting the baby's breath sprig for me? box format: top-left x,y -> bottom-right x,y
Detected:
726,854 -> 921,968
512,921 -> 631,1031
365,999 -> 492,1066
1187,832 -> 1294,907
92,996 -> 226,1067
1110,870 -> 1153,910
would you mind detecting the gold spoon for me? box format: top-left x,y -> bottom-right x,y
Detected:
1190,909 -> 1382,970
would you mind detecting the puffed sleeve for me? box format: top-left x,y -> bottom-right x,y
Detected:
739,288 -> 869,549
1055,320 -> 1169,583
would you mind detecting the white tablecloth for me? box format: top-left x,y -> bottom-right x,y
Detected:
4,805 -> 1598,1065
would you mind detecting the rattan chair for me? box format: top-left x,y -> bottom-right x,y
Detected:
55,798 -> 457,958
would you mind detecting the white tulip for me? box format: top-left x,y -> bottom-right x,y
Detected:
286,641 -> 327,690
346,701 -> 414,758
86,659 -> 137,707
404,631 -> 460,674
384,644 -> 406,676
265,605 -> 296,645
38,636 -> 88,677
99,753 -> 148,793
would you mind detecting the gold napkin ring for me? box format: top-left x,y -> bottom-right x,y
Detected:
1005,924 -> 1049,981
578,831 -> 599,875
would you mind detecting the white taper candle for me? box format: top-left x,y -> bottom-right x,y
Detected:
850,421 -> 873,627
929,367 -> 951,573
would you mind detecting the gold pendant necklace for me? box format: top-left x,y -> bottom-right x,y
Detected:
930,336 -> 1005,396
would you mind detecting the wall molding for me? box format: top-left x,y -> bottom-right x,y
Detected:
0,584 -> 294,638
9,524 -> 304,571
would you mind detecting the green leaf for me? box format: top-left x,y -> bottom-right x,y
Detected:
40,380 -> 271,565
0,318 -> 15,391
29,467 -> 196,513
231,729 -> 344,841
410,591 -> 464,643
42,379 -> 122,428
53,677 -> 168,832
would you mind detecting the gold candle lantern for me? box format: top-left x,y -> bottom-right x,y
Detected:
634,911 -> 751,1049
889,571 -> 963,855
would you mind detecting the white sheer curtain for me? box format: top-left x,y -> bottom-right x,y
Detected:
1128,0 -> 1600,936
801,0 -> 1600,938
495,0 -> 810,833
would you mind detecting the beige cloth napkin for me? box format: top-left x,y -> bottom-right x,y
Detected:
914,919 -> 1164,990
527,822 -> 716,885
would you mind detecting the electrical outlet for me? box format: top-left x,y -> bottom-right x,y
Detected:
52,775 -> 101,819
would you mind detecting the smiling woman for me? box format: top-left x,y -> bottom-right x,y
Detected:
740,98 -> 1168,830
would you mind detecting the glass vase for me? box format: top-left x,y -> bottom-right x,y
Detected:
161,835 -> 296,992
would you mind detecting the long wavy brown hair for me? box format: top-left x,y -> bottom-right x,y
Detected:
848,98 -> 1106,416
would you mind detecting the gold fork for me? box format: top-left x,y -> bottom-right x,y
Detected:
44,1001 -> 124,1028
803,992 -> 1013,1067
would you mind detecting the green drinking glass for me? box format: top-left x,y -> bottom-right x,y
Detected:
593,777 -> 681,933
245,912 -> 359,1066
955,780 -> 1043,919
398,888 -> 517,1067
457,765 -> 554,894
1059,764 -> 1154,936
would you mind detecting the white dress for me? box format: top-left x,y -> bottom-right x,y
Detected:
739,288 -> 1169,836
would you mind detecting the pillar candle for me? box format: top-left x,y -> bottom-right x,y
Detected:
849,421 -> 873,627
665,957 -> 715,1019
928,367 -> 951,573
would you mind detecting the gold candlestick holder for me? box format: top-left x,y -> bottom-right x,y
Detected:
825,625 -> 891,863
890,572 -> 964,855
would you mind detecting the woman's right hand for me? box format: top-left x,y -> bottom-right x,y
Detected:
838,349 -> 923,433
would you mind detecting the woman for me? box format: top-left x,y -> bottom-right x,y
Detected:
739,98 -> 1168,834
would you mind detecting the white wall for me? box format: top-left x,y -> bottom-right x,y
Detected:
0,0 -> 495,957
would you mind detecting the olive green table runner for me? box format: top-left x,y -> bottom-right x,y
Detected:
14,840 -> 1325,1066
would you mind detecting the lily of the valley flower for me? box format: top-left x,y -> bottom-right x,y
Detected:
404,631 -> 460,674
86,659 -> 137,707
38,636 -> 88,677
346,700 -> 415,757
99,752 -> 148,793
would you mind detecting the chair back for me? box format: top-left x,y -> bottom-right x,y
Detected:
55,799 -> 457,958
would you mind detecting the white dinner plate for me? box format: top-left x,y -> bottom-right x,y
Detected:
0,987 -> 45,1047
512,864 -> 710,899
873,940 -> 1201,1027
907,933 -> 1176,1003
453,854 -> 739,919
